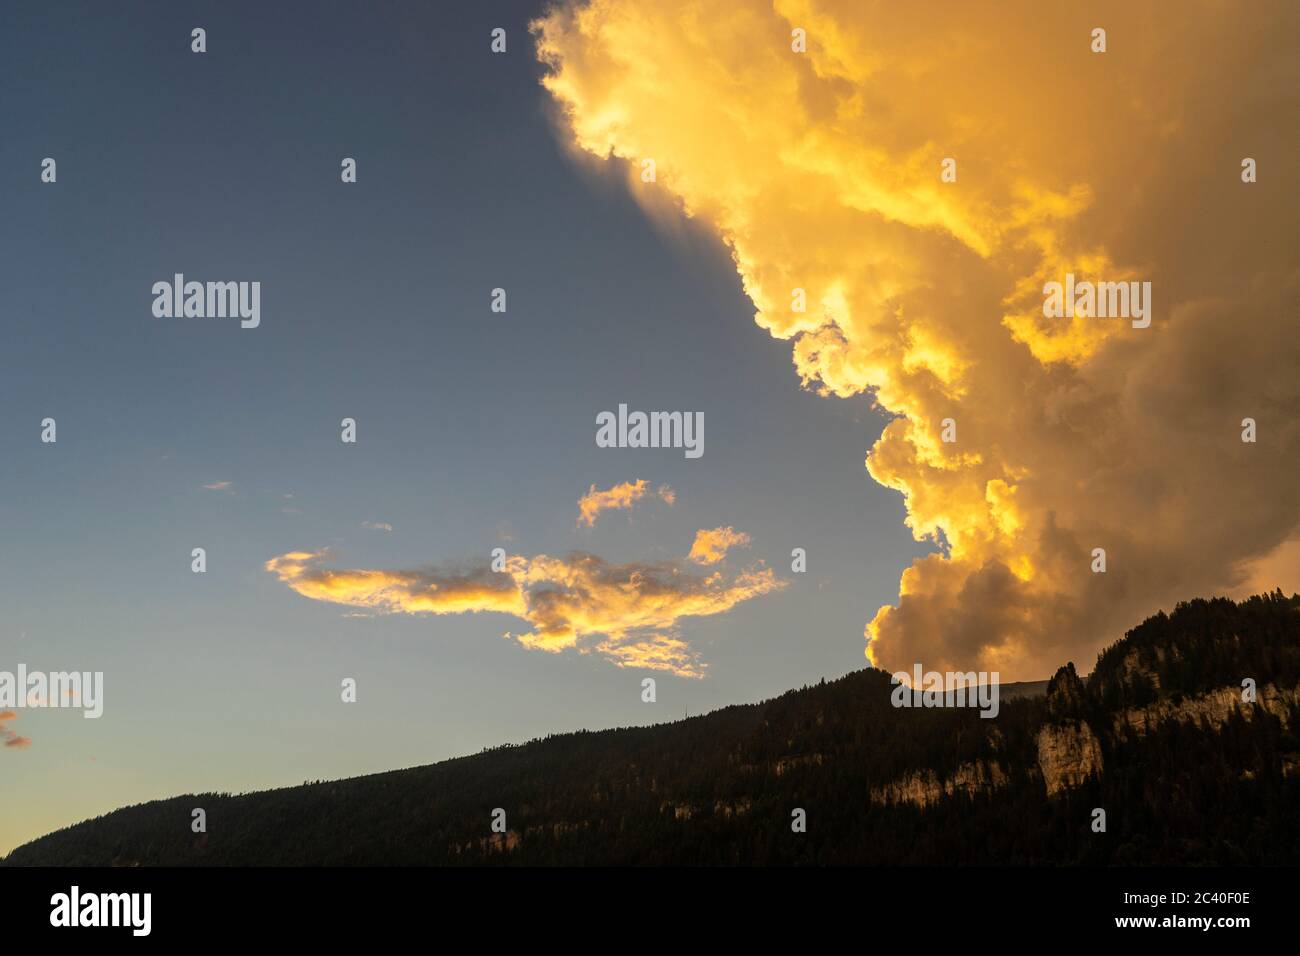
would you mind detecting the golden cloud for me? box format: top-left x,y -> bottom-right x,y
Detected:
265,551 -> 527,617
688,526 -> 752,565
577,479 -> 675,527
0,710 -> 31,750
267,538 -> 782,678
533,0 -> 1300,679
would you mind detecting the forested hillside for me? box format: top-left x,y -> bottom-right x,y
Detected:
6,592 -> 1299,866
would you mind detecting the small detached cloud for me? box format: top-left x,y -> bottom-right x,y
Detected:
577,479 -> 675,527
202,480 -> 234,493
267,529 -> 780,678
0,710 -> 31,750
688,527 -> 751,565
362,521 -> 394,532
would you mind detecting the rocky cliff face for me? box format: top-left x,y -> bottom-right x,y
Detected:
1035,721 -> 1104,796
1113,682 -> 1300,737
870,760 -> 1009,808
1034,662 -> 1105,796
873,659 -> 1300,808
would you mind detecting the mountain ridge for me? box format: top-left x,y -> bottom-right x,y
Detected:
6,591 -> 1299,866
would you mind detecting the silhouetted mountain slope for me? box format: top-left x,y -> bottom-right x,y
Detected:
6,592 -> 1300,866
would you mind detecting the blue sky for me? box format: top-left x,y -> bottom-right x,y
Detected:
0,1 -> 930,854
